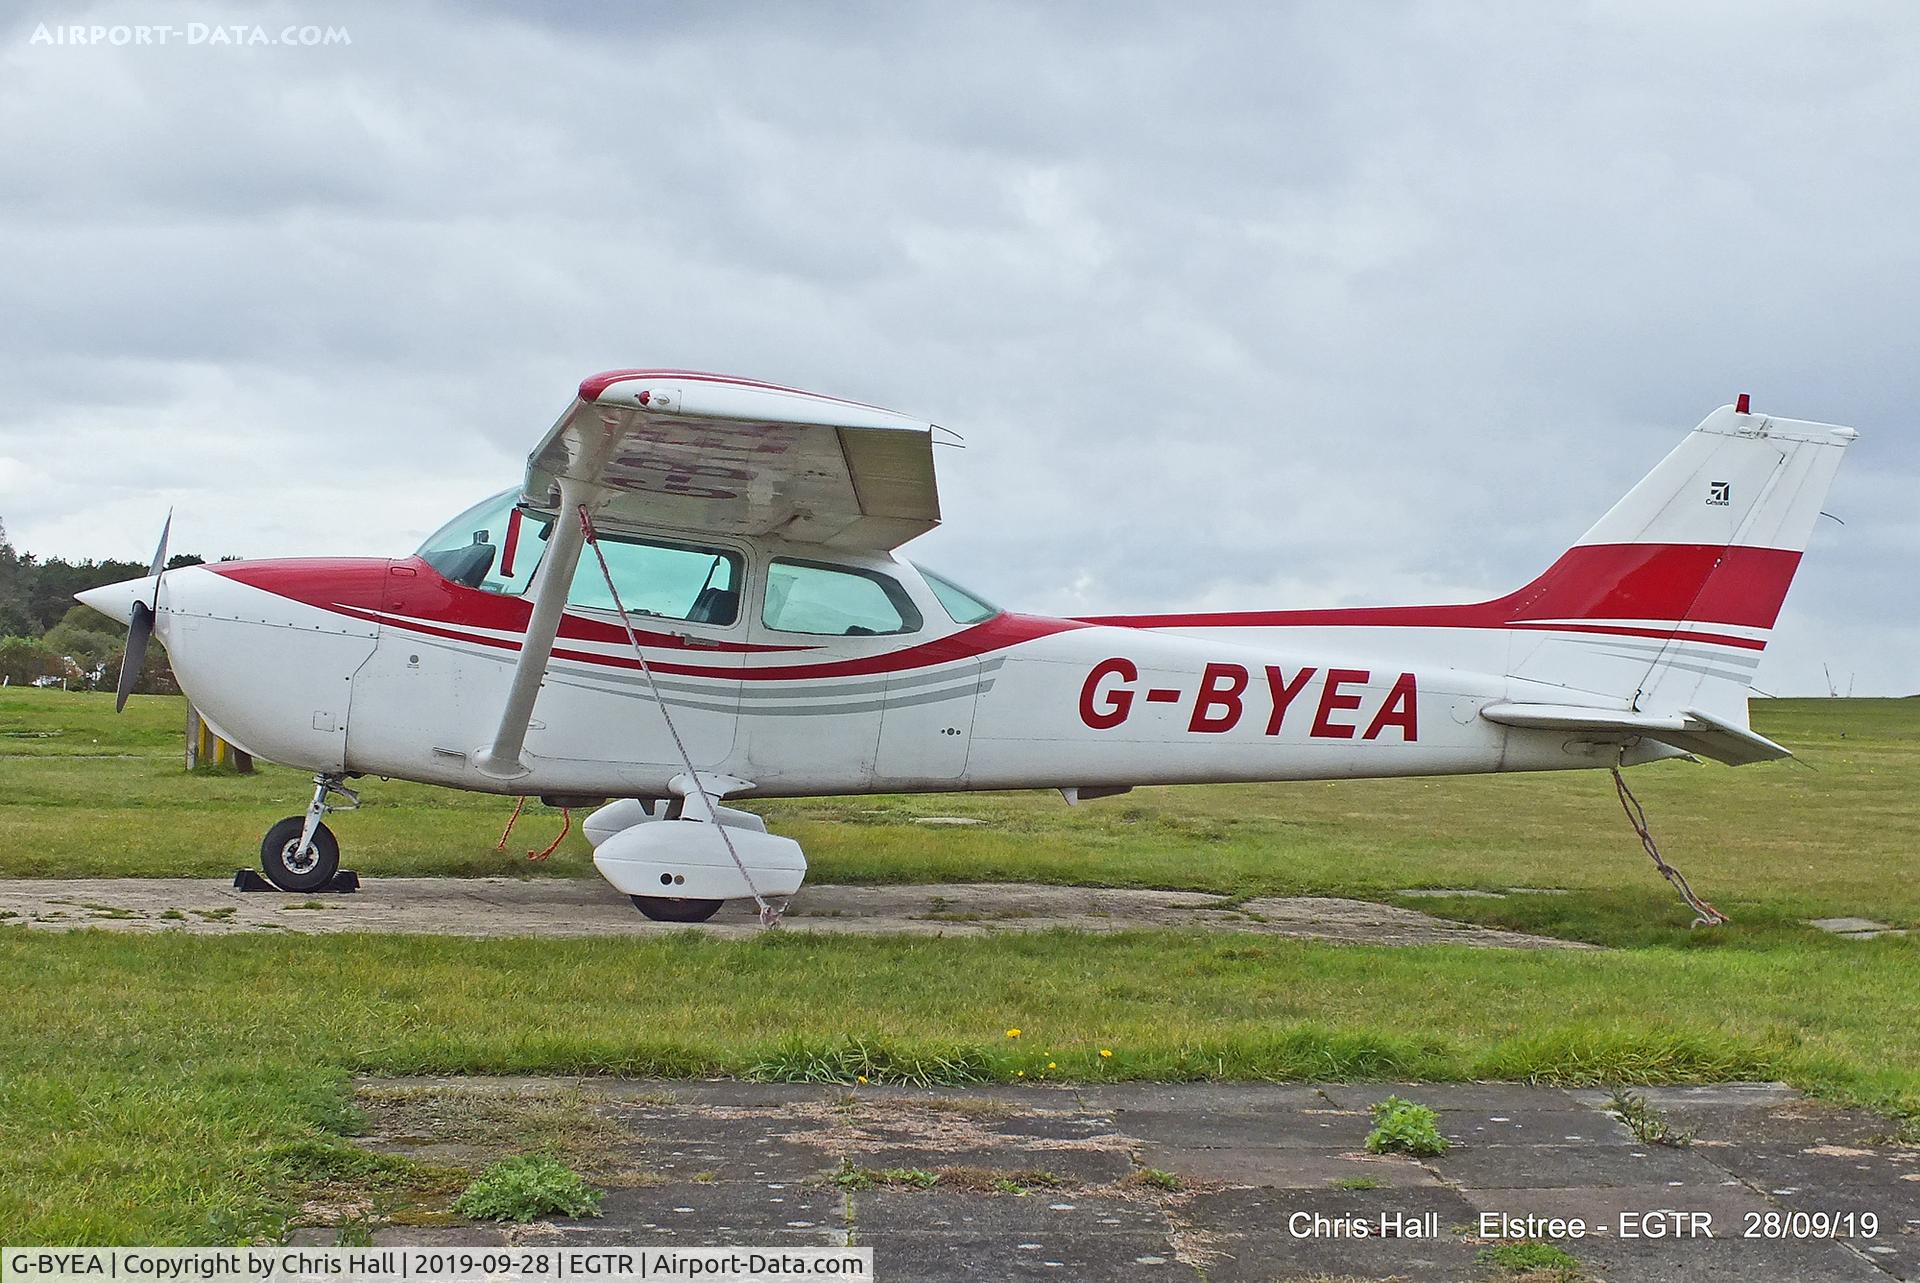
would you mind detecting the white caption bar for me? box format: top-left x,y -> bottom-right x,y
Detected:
3,1248 -> 874,1283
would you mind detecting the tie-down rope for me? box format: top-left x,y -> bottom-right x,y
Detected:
492,795 -> 570,859
577,505 -> 780,927
494,795 -> 527,849
1610,764 -> 1728,928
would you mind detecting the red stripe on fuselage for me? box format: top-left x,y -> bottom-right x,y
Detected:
1505,621 -> 1765,650
1081,544 -> 1800,637
210,557 -> 1083,680
328,601 -> 1081,680
211,541 -> 1793,684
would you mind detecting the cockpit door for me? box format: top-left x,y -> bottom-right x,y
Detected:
520,531 -> 749,771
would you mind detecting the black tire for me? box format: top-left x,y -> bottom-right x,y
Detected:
629,895 -> 724,923
261,816 -> 340,892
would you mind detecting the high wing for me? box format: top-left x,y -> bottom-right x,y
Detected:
477,369 -> 942,779
524,369 -> 943,550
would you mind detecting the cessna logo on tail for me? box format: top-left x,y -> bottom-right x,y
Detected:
1708,480 -> 1731,506
1078,659 -> 1419,741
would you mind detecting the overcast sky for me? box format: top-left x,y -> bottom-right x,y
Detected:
1,1 -> 1912,695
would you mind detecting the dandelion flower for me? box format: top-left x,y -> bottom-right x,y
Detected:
856,1075 -> 868,1084
1099,1049 -> 1113,1058
1016,1070 -> 1025,1077
1047,1061 -> 1057,1070
1005,1028 -> 1021,1038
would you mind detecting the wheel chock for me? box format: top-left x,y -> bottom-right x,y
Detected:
232,869 -> 360,893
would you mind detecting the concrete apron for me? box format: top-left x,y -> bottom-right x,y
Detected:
332,1078 -> 1918,1282
0,878 -> 1590,946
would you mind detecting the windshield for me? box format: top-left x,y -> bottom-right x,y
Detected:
416,489 -> 550,594
416,491 -> 740,626
915,565 -> 1001,624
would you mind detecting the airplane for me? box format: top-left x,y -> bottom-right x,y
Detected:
77,372 -> 1855,924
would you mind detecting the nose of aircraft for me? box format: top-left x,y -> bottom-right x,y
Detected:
75,575 -> 157,627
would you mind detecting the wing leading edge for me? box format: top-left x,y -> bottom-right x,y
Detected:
524,369 -> 942,550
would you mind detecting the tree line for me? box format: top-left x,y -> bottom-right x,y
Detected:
0,518 -> 214,691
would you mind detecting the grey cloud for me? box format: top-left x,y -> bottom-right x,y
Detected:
0,0 -> 1912,694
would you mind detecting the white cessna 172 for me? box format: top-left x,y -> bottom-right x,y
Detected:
79,371 -> 1854,923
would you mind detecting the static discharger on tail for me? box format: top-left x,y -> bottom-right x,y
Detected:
77,374 -> 1856,924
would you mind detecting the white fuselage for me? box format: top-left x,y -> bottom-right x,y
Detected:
114,539 -> 1669,804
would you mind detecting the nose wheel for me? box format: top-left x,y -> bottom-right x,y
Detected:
259,773 -> 358,892
261,816 -> 340,891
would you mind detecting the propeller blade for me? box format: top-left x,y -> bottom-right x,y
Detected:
113,512 -> 172,712
115,601 -> 153,713
147,510 -> 172,598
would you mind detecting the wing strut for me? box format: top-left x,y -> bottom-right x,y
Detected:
473,475 -> 593,778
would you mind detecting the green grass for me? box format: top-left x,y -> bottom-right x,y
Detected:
1364,1095 -> 1449,1156
0,926 -> 1915,1242
450,1156 -> 602,1223
831,1161 -> 940,1191
1607,1088 -> 1694,1147
1,689 -> 1917,1243
1477,1240 -> 1585,1278
0,689 -> 586,878
4,689 -> 1916,946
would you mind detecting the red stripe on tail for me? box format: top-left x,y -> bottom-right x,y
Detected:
1500,544 -> 1802,630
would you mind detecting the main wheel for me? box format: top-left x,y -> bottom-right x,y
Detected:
629,895 -> 724,923
261,816 -> 340,892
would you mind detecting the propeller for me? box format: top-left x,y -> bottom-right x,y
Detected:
113,511 -> 171,713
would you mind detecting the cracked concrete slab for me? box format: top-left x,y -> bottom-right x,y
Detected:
1192,1186 -> 1485,1282
855,1191 -> 1194,1279
0,877 -> 1589,946
331,1078 -> 1919,1281
1808,915 -> 1912,940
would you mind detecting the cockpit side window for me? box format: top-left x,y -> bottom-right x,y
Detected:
567,534 -> 742,625
416,490 -> 550,594
763,559 -> 922,636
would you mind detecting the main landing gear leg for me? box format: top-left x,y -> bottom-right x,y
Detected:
259,773 -> 359,892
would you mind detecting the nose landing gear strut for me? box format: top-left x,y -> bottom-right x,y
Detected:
258,773 -> 359,892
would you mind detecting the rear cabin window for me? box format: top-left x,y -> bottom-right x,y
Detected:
917,566 -> 1001,625
763,560 -> 922,636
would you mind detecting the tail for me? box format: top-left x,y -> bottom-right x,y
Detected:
1490,399 -> 1856,759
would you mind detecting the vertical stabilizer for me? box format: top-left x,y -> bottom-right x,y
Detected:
1502,402 -> 1855,723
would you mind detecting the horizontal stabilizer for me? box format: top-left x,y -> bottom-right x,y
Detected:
1480,702 -> 1791,766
